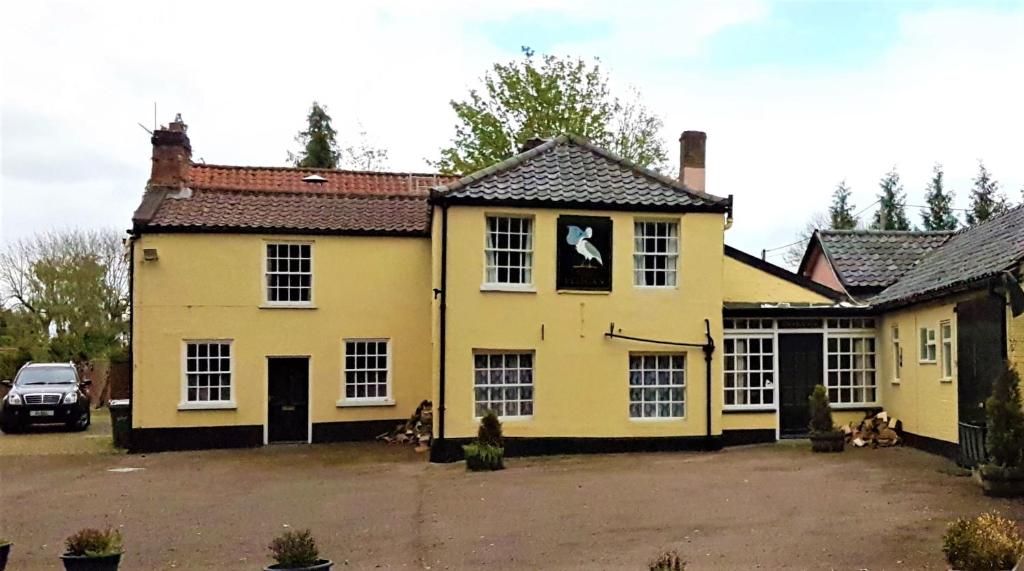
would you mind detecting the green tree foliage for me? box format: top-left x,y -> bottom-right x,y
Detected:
966,161 -> 1009,225
871,168 -> 912,230
807,384 -> 835,434
288,101 -> 341,169
921,163 -> 959,231
0,229 -> 128,363
436,47 -> 668,175
985,366 -> 1024,468
828,180 -> 858,230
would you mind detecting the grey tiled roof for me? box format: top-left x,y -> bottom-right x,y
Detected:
434,135 -> 729,211
872,205 -> 1024,306
816,230 -> 953,289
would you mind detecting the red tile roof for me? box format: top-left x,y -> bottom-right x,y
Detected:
135,164 -> 456,235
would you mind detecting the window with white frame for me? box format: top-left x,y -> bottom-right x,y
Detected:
484,216 -> 533,286
724,336 -> 775,408
344,340 -> 389,401
891,325 -> 902,383
184,341 -> 233,403
633,221 -> 679,287
266,243 -> 312,304
826,335 -> 877,405
940,321 -> 953,379
628,354 -> 685,418
919,327 -> 937,363
474,352 -> 533,417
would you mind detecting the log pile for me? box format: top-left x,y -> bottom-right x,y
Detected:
377,400 -> 433,452
841,411 -> 902,448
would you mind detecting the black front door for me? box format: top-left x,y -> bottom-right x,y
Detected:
268,358 -> 309,443
779,333 -> 824,436
957,296 -> 1006,424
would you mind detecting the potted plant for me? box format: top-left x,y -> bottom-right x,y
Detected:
266,529 -> 332,570
943,512 -> 1024,571
975,366 -> 1024,497
463,411 -> 505,471
0,538 -> 10,571
808,384 -> 844,452
61,528 -> 122,571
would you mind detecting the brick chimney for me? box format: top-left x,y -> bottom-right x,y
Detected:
679,130 -> 706,193
148,114 -> 191,189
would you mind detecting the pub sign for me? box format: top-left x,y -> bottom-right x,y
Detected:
556,215 -> 613,291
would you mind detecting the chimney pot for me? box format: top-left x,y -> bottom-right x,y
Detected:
679,130 -> 706,193
149,114 -> 191,189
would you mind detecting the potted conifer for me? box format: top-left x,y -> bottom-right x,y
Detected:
808,384 -> 844,452
0,538 -> 10,571
943,512 -> 1024,570
975,366 -> 1024,497
463,411 -> 505,471
60,528 -> 122,571
266,529 -> 332,570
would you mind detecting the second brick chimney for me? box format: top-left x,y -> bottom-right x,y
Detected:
148,114 -> 191,190
679,130 -> 706,193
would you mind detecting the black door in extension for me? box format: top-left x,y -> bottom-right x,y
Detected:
956,295 -> 1007,424
779,333 -> 824,436
268,358 -> 309,443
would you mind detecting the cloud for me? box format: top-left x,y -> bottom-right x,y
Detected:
1,1 -> 1022,261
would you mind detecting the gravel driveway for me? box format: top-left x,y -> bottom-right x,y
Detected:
1,440 -> 1021,570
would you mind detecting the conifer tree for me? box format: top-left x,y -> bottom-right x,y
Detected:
288,102 -> 340,169
871,168 -> 912,230
828,180 -> 858,230
921,163 -> 958,231
966,161 -> 1009,225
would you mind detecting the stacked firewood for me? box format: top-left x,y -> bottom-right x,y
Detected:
841,411 -> 901,448
377,400 -> 433,452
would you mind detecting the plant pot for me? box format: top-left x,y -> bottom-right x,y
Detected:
950,556 -> 1023,571
265,559 -> 334,571
60,552 -> 122,571
0,542 -> 10,571
973,465 -> 1024,498
809,431 -> 845,453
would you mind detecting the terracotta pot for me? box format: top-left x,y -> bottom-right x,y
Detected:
60,552 -> 122,571
265,560 -> 334,571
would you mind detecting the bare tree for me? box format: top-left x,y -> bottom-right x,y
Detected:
781,211 -> 831,268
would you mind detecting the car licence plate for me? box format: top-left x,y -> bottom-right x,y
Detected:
30,410 -> 55,417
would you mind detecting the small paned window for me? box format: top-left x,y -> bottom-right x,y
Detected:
628,354 -> 685,418
266,243 -> 312,304
474,352 -> 533,417
724,319 -> 773,330
484,217 -> 533,285
724,336 -> 775,408
940,321 -> 953,379
633,221 -> 679,287
184,341 -> 232,402
826,335 -> 877,405
919,327 -> 937,363
344,340 -> 390,401
892,326 -> 902,383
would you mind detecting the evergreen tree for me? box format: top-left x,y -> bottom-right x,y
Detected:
870,168 -> 912,230
828,180 -> 858,230
966,161 -> 1009,225
921,163 -> 958,231
288,102 -> 340,169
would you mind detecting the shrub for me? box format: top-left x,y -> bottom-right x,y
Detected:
478,411 -> 503,446
943,513 -> 1024,570
649,550 -> 685,570
808,384 -> 835,434
986,366 -> 1024,468
463,442 -> 504,471
64,528 -> 122,557
269,529 -> 320,568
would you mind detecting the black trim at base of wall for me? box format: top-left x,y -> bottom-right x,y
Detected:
311,419 -> 405,443
721,429 -> 777,446
130,425 -> 263,453
429,435 -> 724,463
901,430 -> 959,461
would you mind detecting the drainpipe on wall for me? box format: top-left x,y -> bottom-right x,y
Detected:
702,318 -> 714,444
436,203 -> 449,455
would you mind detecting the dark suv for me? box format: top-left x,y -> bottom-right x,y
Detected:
0,363 -> 92,433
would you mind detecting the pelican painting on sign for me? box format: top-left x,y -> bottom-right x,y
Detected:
557,215 -> 613,291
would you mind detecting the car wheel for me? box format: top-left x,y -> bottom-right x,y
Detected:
0,422 -> 20,434
69,412 -> 90,432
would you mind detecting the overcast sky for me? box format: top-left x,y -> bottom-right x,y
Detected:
2,1 -> 1023,265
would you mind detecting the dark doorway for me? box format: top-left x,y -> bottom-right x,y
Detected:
956,295 -> 1006,425
779,333 -> 824,436
268,357 -> 309,443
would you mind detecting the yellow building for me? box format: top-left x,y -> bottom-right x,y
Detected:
129,117 -> 1024,462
